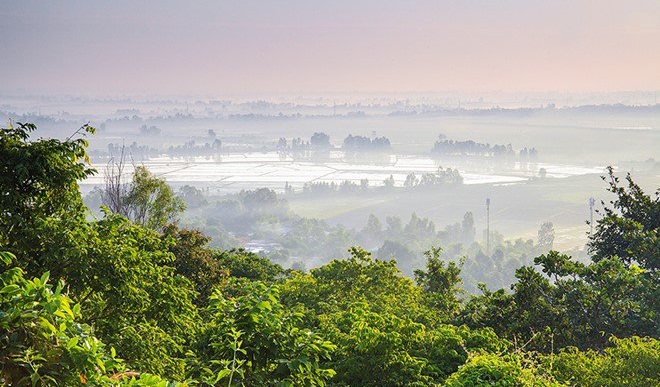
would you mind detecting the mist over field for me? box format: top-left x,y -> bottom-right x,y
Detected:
2,94 -> 658,289
1,1 -> 659,385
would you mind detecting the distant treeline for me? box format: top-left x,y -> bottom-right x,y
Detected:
295,167 -> 462,196
343,134 -> 391,154
105,142 -> 159,160
3,103 -> 660,130
431,138 -> 538,159
102,138 -> 222,161
398,103 -> 660,117
276,132 -> 392,160
165,138 -> 222,158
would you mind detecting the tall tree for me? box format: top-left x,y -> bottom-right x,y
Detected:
310,132 -> 331,149
124,166 -> 185,230
414,247 -> 464,317
461,212 -> 476,245
589,166 -> 659,271
588,167 -> 659,338
0,122 -> 95,276
103,163 -> 185,231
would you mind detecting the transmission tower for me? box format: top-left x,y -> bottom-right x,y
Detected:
589,197 -> 596,235
486,198 -> 491,255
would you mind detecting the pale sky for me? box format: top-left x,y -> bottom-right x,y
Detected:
2,1 -> 659,95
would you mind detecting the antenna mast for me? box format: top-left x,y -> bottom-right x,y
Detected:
486,198 -> 491,255
589,197 -> 596,235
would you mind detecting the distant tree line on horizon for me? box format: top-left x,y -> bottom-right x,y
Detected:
292,165 -> 463,197
91,127 -> 549,169
431,137 -> 538,159
276,131 -> 393,161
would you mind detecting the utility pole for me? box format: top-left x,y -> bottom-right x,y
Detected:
486,198 -> 491,255
589,197 -> 596,235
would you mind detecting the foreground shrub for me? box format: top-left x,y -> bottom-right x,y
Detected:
0,251 -> 185,386
444,353 -> 560,387
548,336 -> 660,386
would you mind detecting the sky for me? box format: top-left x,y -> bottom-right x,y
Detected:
1,1 -> 660,96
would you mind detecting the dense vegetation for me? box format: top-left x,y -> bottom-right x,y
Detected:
160,185 -> 554,293
1,122 -> 658,386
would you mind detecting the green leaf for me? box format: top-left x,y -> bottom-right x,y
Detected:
0,284 -> 20,294
0,251 -> 15,265
256,300 -> 272,311
66,337 -> 79,349
214,369 -> 231,383
40,271 -> 50,285
39,317 -> 58,334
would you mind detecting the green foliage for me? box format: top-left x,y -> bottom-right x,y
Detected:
536,252 -> 649,349
283,247 -> 423,319
280,248 -> 510,386
414,247 -> 464,317
192,280 -> 335,386
461,252 -> 650,351
559,256 -> 647,349
589,166 -> 659,271
124,166 -> 186,231
164,226 -> 229,305
588,167 -> 659,338
461,167 -> 660,352
319,304 -> 508,386
459,284 -> 515,334
1,251 -> 117,385
548,336 -> 660,386
214,248 -> 285,284
444,353 -> 560,387
319,305 -> 432,386
508,265 -> 565,348
5,209 -> 200,378
0,122 -> 95,226
0,251 -> 187,386
75,215 -> 199,379
2,126 -> 657,386
1,123 -> 196,380
0,122 -> 95,272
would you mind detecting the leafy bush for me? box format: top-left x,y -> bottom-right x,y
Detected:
191,279 -> 335,386
549,336 -> 660,386
444,353 -> 560,387
0,251 -> 185,386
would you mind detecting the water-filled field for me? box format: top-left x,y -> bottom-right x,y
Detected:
82,152 -> 606,194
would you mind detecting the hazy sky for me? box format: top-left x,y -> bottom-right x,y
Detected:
2,1 -> 659,95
